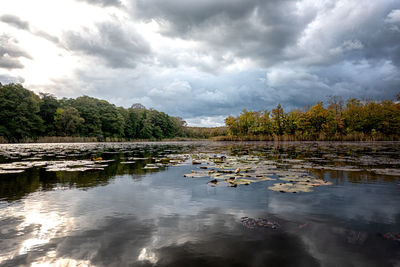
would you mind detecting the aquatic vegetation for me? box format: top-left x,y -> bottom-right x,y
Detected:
0,169 -> 25,174
0,159 -> 111,173
45,160 -> 107,172
345,230 -> 368,245
143,164 -> 160,169
268,182 -> 314,193
369,168 -> 400,176
182,153 -> 335,192
0,141 -> 398,197
382,232 -> 400,242
128,157 -> 148,160
184,171 -> 212,178
241,217 -> 281,230
0,141 -> 399,267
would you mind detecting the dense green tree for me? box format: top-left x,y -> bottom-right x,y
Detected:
97,101 -> 125,138
0,83 -> 43,141
39,93 -> 59,136
0,83 -> 189,142
271,104 -> 285,135
68,96 -> 102,136
54,107 -> 84,136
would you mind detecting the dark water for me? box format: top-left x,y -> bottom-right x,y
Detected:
0,141 -> 399,267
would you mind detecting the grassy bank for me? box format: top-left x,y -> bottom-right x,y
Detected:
212,133 -> 400,142
0,136 -> 209,144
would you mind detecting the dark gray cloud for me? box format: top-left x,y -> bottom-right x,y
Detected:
134,0 -> 258,33
63,22 -> 150,68
0,14 -> 30,30
75,0 -> 122,7
132,0 -> 400,69
128,0 -> 400,123
134,0 -> 314,67
0,35 -> 32,69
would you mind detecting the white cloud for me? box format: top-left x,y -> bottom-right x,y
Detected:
185,116 -> 226,127
385,9 -> 400,23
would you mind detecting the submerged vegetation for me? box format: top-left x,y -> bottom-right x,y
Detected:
223,96 -> 400,141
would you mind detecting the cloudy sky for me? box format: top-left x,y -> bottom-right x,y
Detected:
0,0 -> 399,126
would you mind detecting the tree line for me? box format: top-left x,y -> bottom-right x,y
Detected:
1,82 -> 398,142
224,95 -> 400,141
0,83 -> 187,142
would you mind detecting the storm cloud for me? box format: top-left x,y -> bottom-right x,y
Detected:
62,21 -> 151,68
0,0 -> 399,126
133,0 -> 313,67
132,1 -> 400,68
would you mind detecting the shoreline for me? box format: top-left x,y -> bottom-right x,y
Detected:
1,139 -> 399,145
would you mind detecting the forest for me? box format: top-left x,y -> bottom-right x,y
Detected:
1,83 -> 399,142
223,96 -> 400,141
0,83 -> 188,142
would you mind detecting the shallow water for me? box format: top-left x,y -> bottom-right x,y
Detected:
0,141 -> 399,267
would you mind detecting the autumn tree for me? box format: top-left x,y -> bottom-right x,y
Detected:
271,104 -> 285,135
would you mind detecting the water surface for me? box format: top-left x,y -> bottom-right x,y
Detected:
0,141 -> 399,267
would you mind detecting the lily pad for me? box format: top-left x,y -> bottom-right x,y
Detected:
268,182 -> 313,193
183,171 -> 211,178
143,164 -> 159,169
0,169 -> 25,174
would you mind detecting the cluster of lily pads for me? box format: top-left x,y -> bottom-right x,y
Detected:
183,154 -> 333,193
0,142 -> 195,174
0,142 -> 194,161
0,159 -> 115,173
144,154 -> 190,169
1,142 -> 399,181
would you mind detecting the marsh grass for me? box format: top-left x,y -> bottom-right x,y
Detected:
212,133 -> 399,141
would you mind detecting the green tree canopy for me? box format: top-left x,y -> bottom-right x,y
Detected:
54,107 -> 84,136
0,83 -> 43,141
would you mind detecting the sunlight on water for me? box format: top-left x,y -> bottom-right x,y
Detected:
138,248 -> 158,264
31,257 -> 92,267
0,142 -> 398,266
19,205 -> 65,255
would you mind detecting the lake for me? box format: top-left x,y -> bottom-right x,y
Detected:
0,141 -> 399,267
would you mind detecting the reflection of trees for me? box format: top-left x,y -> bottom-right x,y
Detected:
0,142 -> 398,202
0,160 -> 164,202
310,169 -> 398,184
0,169 -> 41,201
0,144 -> 190,202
